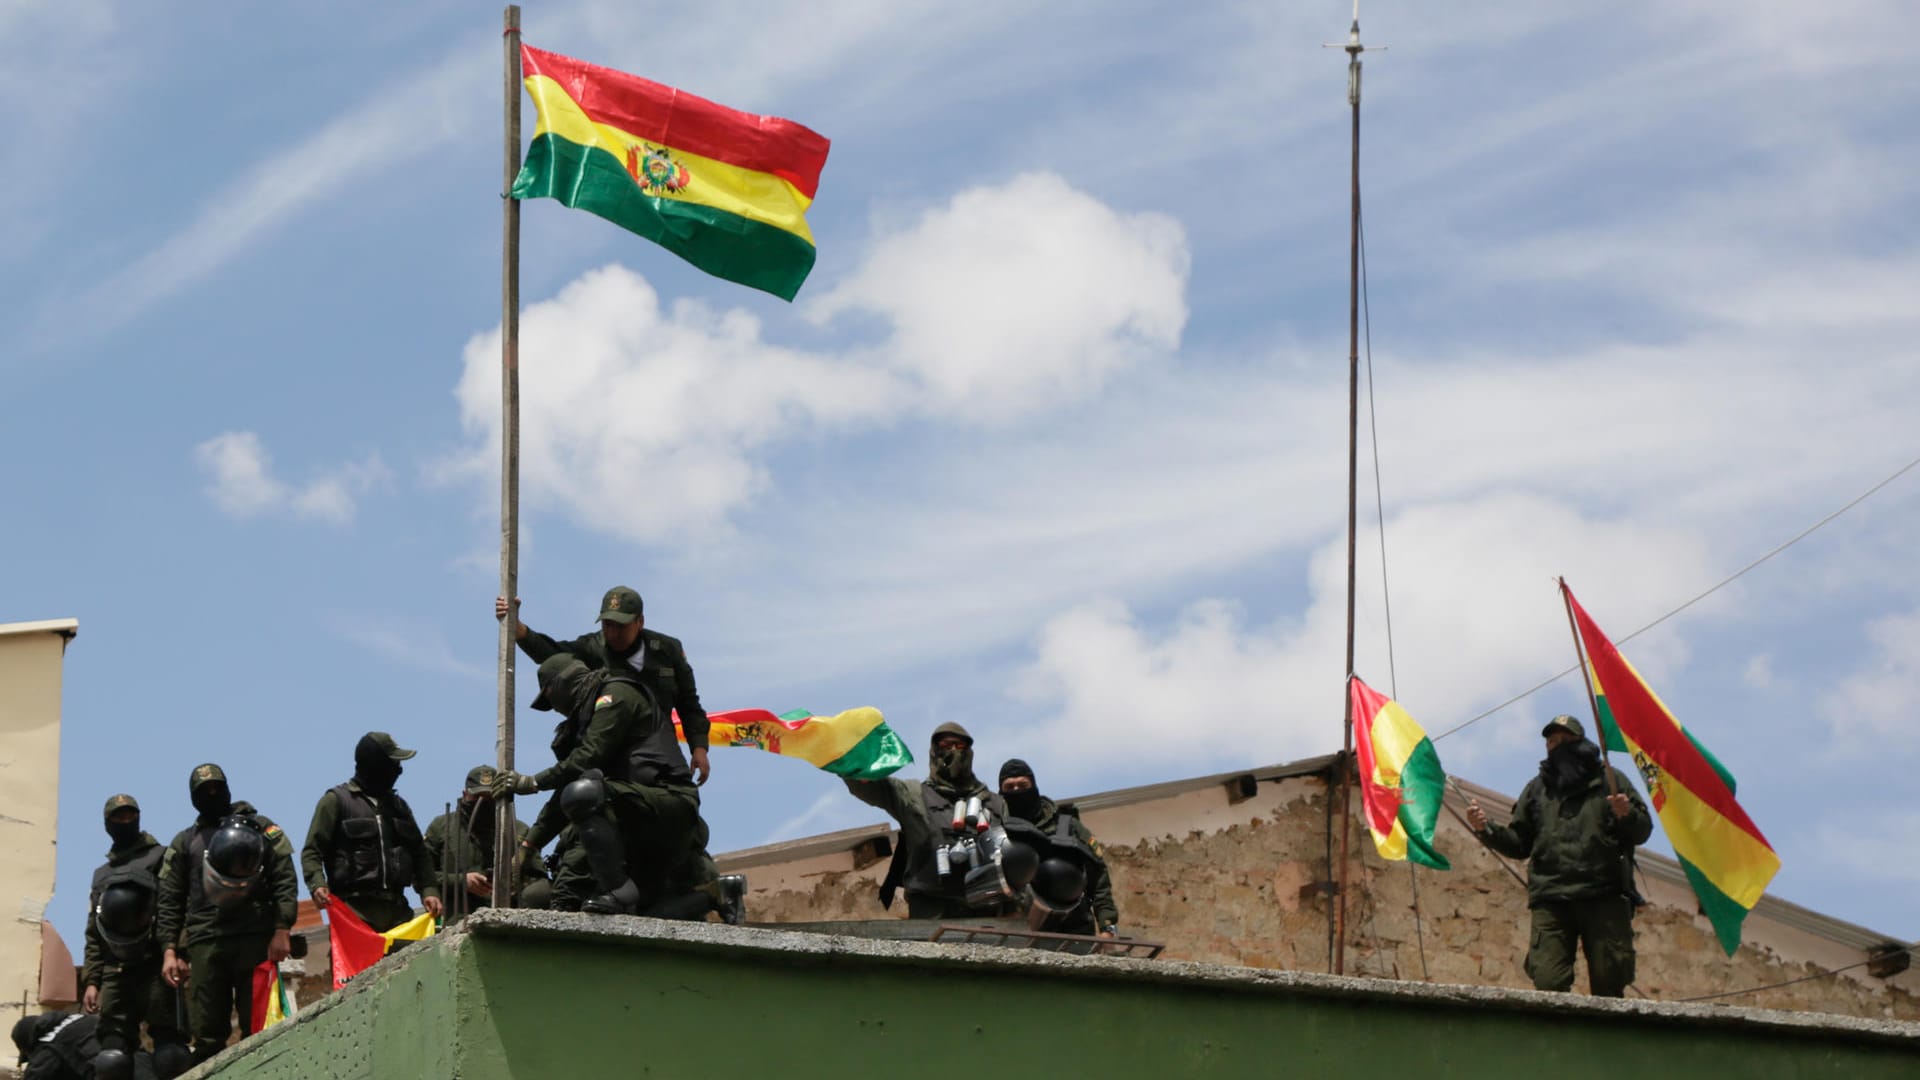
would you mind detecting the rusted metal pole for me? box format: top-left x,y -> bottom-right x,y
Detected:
1332,12 -> 1365,980
493,4 -> 523,911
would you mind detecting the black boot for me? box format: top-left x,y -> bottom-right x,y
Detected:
582,878 -> 641,915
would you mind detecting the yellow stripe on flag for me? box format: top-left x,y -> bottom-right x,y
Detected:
525,73 -> 815,241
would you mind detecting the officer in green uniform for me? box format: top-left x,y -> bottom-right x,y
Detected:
300,733 -> 443,932
494,655 -> 703,915
1467,715 -> 1653,997
996,760 -> 1119,939
846,722 -> 1018,919
81,795 -> 184,1069
423,765 -> 548,921
498,588 -> 742,919
155,764 -> 296,1065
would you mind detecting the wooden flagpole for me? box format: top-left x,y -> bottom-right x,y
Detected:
1559,578 -> 1619,798
493,4 -> 524,910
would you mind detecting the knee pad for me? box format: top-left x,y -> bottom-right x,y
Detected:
559,773 -> 608,822
93,1049 -> 135,1080
153,1043 -> 193,1080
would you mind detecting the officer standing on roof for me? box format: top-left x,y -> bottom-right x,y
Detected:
423,765 -> 549,919
996,760 -> 1120,939
493,655 -> 704,915
154,764 -> 296,1066
301,732 -> 443,932
845,723 -> 1025,919
80,795 -> 185,1075
1466,715 -> 1653,997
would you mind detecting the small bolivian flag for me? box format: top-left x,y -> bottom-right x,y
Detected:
512,44 -> 831,300
676,707 -> 913,780
328,901 -> 438,989
248,960 -> 295,1034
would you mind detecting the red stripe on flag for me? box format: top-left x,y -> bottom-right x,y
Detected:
249,960 -> 276,1035
1567,589 -> 1773,848
326,899 -> 388,989
1348,677 -> 1403,838
522,45 -> 830,198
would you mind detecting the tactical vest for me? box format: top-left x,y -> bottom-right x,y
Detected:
556,673 -> 693,787
324,784 -> 421,897
90,846 -> 165,960
883,784 -> 1008,907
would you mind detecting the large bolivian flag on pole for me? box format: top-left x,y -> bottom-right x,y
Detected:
512,44 -> 831,300
1349,676 -> 1451,870
677,707 -> 912,780
1564,583 -> 1780,955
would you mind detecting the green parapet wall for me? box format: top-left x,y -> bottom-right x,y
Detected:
196,910 -> 1920,1079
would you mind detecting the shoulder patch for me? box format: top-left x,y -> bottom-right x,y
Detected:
264,825 -> 283,839
595,694 -> 615,709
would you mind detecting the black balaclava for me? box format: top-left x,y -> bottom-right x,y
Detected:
355,734 -> 404,795
927,722 -> 981,796
1540,737 -> 1602,796
104,813 -> 141,849
191,781 -> 232,823
533,656 -> 602,717
999,759 -> 1043,821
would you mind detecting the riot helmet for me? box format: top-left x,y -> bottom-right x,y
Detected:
1031,856 -> 1088,911
93,872 -> 158,959
202,816 -> 267,907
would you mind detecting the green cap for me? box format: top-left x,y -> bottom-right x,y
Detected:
598,586 -> 643,625
103,794 -> 139,818
930,721 -> 974,747
188,763 -> 227,793
363,732 -> 417,761
465,765 -> 498,795
1542,714 -> 1586,740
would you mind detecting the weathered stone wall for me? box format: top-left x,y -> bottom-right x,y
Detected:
730,771 -> 1920,1022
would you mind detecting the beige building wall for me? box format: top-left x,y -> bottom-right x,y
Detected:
0,619 -> 76,1021
721,759 -> 1920,1022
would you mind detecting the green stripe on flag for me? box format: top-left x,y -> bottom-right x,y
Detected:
1679,853 -> 1751,955
512,133 -> 818,300
1396,738 -> 1451,870
818,723 -> 914,781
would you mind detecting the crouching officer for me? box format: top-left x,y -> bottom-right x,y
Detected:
155,764 -> 296,1065
301,733 -> 443,932
846,723 -> 1026,919
1466,715 -> 1653,997
11,1011 -> 157,1080
494,656 -> 703,915
81,795 -> 186,1072
424,765 -> 549,920
997,760 -> 1120,938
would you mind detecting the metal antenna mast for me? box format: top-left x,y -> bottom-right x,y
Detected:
1324,0 -> 1383,978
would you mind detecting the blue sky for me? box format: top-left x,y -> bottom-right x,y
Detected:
8,1 -> 1920,954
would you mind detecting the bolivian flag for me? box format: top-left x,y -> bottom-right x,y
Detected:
327,901 -> 437,989
677,707 -> 912,780
1349,676 -> 1451,870
512,44 -> 831,300
248,960 -> 294,1034
1564,582 -> 1780,955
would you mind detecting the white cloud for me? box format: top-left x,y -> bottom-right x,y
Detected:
1810,807 -> 1920,887
194,431 -> 391,525
450,173 -> 1191,541
1003,493 -> 1718,781
1822,610 -> 1920,747
813,173 -> 1190,416
329,615 -> 488,680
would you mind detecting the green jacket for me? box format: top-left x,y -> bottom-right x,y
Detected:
1025,798 -> 1120,929
524,679 -> 665,850
423,804 -> 543,905
155,801 -> 298,950
300,779 -> 439,902
519,626 -> 710,750
846,775 -> 1007,906
1481,764 -> 1653,907
81,831 -> 164,987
